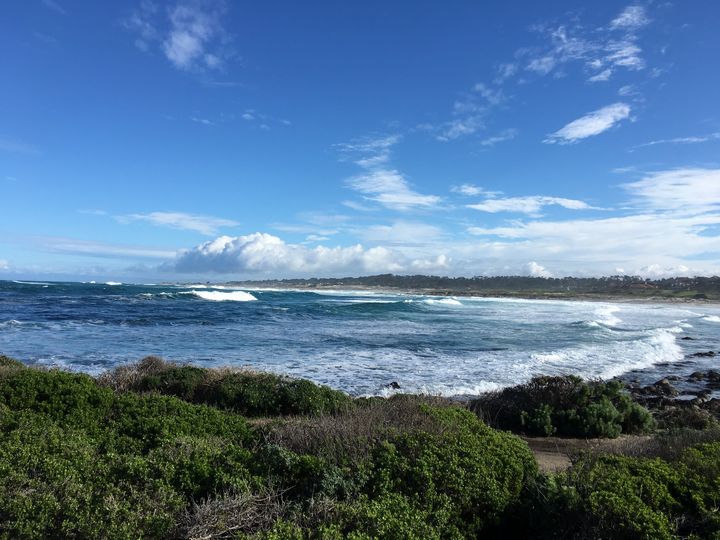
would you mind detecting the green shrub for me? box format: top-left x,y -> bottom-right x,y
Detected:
365,406 -> 537,537
103,359 -> 352,417
472,375 -> 655,438
0,368 -> 258,538
512,444 -> 720,539
0,356 -> 24,369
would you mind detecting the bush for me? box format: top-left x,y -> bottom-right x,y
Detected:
0,356 -> 24,369
101,358 -> 352,417
364,406 -> 537,537
0,367 -> 258,538
511,443 -> 720,539
472,375 -> 655,438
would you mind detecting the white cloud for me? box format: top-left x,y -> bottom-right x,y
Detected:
463,168 -> 720,276
0,259 -> 9,271
622,168 -> 720,214
468,196 -> 593,215
347,169 -> 441,211
631,132 -> 720,150
527,55 -> 556,75
118,211 -> 239,235
526,261 -> 552,278
451,184 -> 486,197
435,115 -> 485,141
544,103 -> 631,144
523,5 -> 650,82
171,232 -> 449,275
125,1 -> 230,72
340,135 -> 440,211
610,5 -> 650,30
588,68 -> 613,82
480,128 -> 518,147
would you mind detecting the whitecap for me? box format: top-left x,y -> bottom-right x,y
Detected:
183,290 -> 257,302
423,297 -> 463,306
105,281 -> 122,286
702,315 -> 720,323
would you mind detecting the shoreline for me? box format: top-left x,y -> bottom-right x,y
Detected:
229,283 -> 720,306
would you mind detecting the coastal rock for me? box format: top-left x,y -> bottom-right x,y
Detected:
384,381 -> 401,390
690,351 -> 716,358
689,371 -> 706,381
681,336 -> 695,340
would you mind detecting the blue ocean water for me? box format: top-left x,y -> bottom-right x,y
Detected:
1,280 -> 719,396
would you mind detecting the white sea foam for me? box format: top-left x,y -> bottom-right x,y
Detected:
184,290 -> 257,302
0,319 -> 23,328
105,281 -> 122,286
702,315 -> 720,323
12,280 -> 52,286
593,305 -> 622,327
530,327 -> 683,381
423,297 -> 463,306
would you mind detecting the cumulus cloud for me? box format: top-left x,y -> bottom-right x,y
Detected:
117,211 -> 239,235
526,261 -> 552,278
0,259 -> 9,271
171,232 -> 449,275
468,195 -> 593,215
544,103 -> 631,144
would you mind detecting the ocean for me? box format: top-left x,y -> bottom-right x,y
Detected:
1,279 -> 719,396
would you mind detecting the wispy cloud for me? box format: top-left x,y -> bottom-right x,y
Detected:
610,5 -> 650,30
451,184 -> 501,197
347,170 -> 441,211
480,128 -> 518,147
523,5 -> 651,83
124,0 -> 231,72
117,211 -> 239,235
468,195 -> 593,216
465,168 -> 720,276
622,168 -> 720,214
0,137 -> 40,155
630,132 -> 720,150
544,103 -> 631,144
340,135 -> 440,211
42,0 -> 66,15
32,236 -> 175,260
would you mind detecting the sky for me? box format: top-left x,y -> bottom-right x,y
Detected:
1,0 -> 720,281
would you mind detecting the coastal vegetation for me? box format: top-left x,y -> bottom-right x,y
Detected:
0,356 -> 718,538
227,274 -> 720,301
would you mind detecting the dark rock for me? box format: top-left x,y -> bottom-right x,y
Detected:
689,371 -> 706,380
691,351 -> 716,358
384,381 -> 401,390
707,370 -> 720,381
681,336 -> 695,340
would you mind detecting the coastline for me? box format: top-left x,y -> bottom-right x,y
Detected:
229,282 -> 720,306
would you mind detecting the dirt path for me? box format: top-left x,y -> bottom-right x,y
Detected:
524,435 -> 651,473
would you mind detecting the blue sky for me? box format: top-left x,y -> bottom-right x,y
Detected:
1,0 -> 720,280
